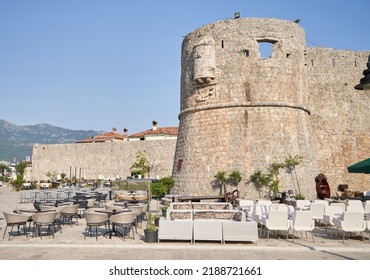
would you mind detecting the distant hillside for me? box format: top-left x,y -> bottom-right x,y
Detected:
0,120 -> 103,162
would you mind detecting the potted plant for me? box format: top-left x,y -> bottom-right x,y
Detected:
160,205 -> 168,218
144,213 -> 158,243
295,193 -> 305,200
153,214 -> 160,227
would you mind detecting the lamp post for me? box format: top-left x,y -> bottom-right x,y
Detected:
355,55 -> 370,97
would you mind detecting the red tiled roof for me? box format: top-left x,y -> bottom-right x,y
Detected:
76,131 -> 126,143
129,127 -> 178,138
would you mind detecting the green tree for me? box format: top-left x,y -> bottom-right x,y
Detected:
0,163 -> 8,173
150,181 -> 168,198
284,154 -> 303,196
159,176 -> 175,191
268,162 -> 285,194
214,171 -> 227,195
46,171 -> 58,181
60,173 -> 67,183
15,161 -> 31,177
227,170 -> 242,190
250,170 -> 273,198
130,151 -> 152,178
0,162 -> 8,182
12,174 -> 25,192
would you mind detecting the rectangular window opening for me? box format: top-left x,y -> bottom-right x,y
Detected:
258,41 -> 274,58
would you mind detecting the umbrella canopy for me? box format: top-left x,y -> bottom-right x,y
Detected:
347,158 -> 370,174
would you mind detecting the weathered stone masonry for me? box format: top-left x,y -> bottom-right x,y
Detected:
172,17 -> 370,200
32,140 -> 177,181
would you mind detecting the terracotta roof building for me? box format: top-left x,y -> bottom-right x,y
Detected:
76,128 -> 127,143
76,122 -> 178,143
128,121 -> 178,141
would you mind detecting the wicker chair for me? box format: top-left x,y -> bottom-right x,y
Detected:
84,212 -> 109,240
32,211 -> 58,239
61,204 -> 79,225
110,212 -> 137,240
2,211 -> 30,240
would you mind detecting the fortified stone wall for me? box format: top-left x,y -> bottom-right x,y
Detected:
306,48 -> 370,195
31,140 -> 177,181
173,17 -> 370,200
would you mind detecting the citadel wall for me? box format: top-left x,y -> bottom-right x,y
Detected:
173,17 -> 370,200
31,140 -> 177,181
306,48 -> 370,193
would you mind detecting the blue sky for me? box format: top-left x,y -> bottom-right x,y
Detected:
0,0 -> 369,134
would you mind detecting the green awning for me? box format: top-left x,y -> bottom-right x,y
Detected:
347,158 -> 370,174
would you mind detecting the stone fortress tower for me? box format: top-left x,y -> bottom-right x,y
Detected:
172,17 -> 370,199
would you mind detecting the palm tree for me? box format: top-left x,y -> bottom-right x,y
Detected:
284,154 -> 303,195
228,170 -> 242,190
214,171 -> 227,195
250,170 -> 272,198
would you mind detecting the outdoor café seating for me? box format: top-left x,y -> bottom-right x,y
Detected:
32,211 -> 58,239
333,211 -> 366,243
110,212 -> 137,240
84,211 -> 109,241
61,204 -> 79,225
2,211 -> 30,240
290,210 -> 315,242
261,210 -> 290,240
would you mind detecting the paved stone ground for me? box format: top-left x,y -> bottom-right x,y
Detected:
1,185 -> 370,260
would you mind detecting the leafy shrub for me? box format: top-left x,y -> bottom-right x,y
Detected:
159,176 -> 175,190
150,181 -> 168,197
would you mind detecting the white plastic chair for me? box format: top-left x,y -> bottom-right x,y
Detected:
346,205 -> 365,213
347,200 -> 364,209
323,205 -> 344,236
290,210 -> 315,242
295,199 -> 311,210
261,210 -> 290,240
313,199 -> 329,207
309,203 -> 326,225
330,202 -> 346,212
364,201 -> 370,213
239,199 -> 254,218
333,211 -> 366,243
252,204 -> 270,231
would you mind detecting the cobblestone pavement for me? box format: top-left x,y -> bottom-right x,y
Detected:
1,186 -> 370,260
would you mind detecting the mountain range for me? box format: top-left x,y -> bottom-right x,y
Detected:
0,120 -> 103,162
